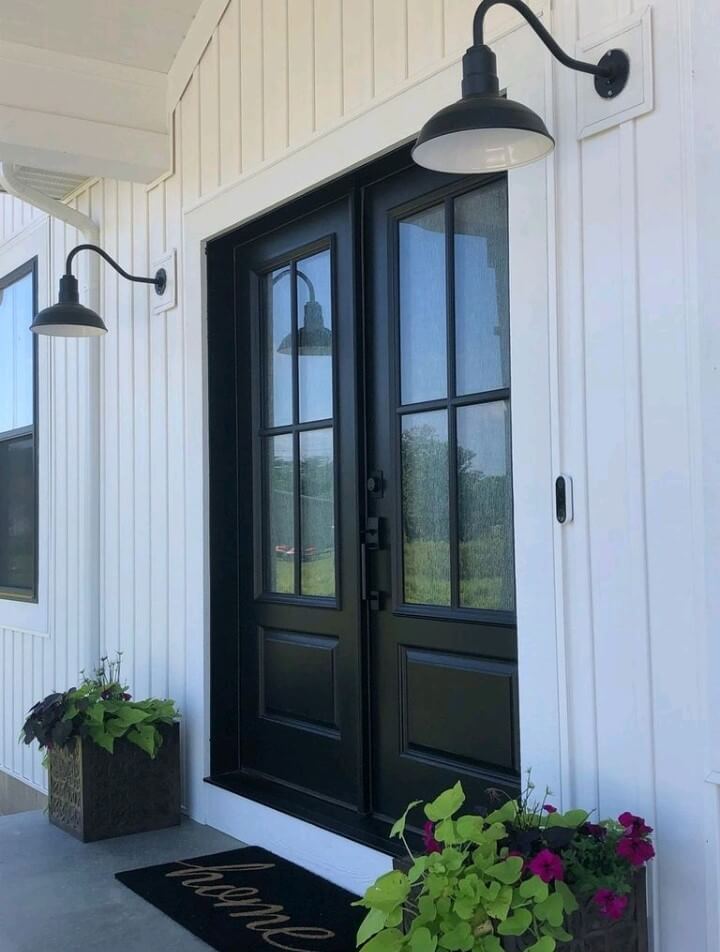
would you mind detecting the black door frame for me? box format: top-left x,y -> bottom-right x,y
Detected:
205,144 -> 518,852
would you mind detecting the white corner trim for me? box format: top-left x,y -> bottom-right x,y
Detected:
576,6 -> 654,140
167,0 -> 232,114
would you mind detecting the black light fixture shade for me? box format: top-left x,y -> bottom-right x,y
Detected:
275,267 -> 332,357
413,0 -> 629,174
31,244 -> 167,338
413,93 -> 554,174
32,273 -> 107,337
278,300 -> 333,356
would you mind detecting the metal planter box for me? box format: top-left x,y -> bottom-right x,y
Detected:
48,722 -> 181,842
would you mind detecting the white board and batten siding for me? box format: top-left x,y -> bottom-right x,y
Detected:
0,1 -> 718,949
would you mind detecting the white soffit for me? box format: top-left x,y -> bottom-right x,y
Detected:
0,166 -> 91,202
0,0 -> 204,73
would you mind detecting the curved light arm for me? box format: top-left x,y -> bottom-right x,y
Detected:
66,243 -> 166,293
473,0 -> 612,78
271,265 -> 316,302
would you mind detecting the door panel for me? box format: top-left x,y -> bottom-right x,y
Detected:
365,165 -> 519,820
235,195 -> 363,808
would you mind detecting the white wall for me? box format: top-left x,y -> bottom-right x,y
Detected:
0,0 -> 717,948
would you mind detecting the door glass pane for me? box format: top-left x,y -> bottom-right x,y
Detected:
298,249 -> 333,423
0,433 -> 35,595
266,434 -> 295,594
454,183 -> 509,395
264,267 -> 294,427
300,428 -> 335,597
0,271 -> 34,433
401,410 -> 450,605
399,205 -> 447,405
457,401 -> 514,610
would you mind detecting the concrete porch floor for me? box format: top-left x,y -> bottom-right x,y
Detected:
0,810 -> 243,951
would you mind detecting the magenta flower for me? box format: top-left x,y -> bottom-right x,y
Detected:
618,812 -> 653,837
543,804 -> 558,814
422,821 -> 442,854
593,889 -> 629,921
617,836 -> 655,867
527,849 -> 564,883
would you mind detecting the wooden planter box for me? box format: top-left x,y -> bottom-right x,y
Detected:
394,860 -> 648,952
48,722 -> 181,842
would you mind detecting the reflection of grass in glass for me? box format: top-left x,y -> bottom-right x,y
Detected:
402,536 -> 511,610
273,551 -> 335,597
460,534 -> 511,610
403,540 -> 451,606
302,550 -> 335,597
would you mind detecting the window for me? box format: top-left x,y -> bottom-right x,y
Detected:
396,180 -> 514,612
260,246 -> 337,600
0,259 -> 37,601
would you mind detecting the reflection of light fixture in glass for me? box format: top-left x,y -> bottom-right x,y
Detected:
275,267 -> 332,357
413,0 -> 630,173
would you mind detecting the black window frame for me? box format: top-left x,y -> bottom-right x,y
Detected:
389,177 -> 515,621
0,257 -> 39,603
253,235 -> 340,606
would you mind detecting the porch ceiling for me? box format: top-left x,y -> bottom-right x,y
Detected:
0,0 -> 204,72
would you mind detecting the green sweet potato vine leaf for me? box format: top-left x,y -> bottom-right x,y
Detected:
354,776 -> 653,952
19,651 -> 179,761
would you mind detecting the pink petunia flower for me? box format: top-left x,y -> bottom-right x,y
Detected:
617,836 -> 655,867
527,849 -> 564,883
594,888 -> 629,921
618,812 -> 653,837
422,821 -> 442,854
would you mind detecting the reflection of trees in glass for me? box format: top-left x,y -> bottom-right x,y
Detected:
0,435 -> 34,594
458,444 -> 514,611
267,447 -> 335,596
268,446 -> 294,593
300,447 -> 335,597
401,420 -> 514,611
402,422 -> 450,606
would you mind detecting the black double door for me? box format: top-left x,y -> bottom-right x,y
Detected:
211,155 -> 519,831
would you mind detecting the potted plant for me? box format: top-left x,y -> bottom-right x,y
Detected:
20,652 -> 181,842
353,776 -> 652,952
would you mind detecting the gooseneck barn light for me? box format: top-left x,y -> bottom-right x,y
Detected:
31,244 -> 167,337
412,0 -> 630,173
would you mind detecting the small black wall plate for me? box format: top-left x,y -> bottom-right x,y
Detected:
594,48 -> 631,99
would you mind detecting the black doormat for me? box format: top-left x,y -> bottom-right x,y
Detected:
115,846 -> 365,952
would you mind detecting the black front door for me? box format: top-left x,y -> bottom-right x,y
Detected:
235,195 -> 363,808
365,166 -> 518,820
208,151 -> 519,831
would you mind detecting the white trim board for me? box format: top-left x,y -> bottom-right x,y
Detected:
167,0 -> 232,114
181,20 -> 561,879
206,784 -> 392,895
